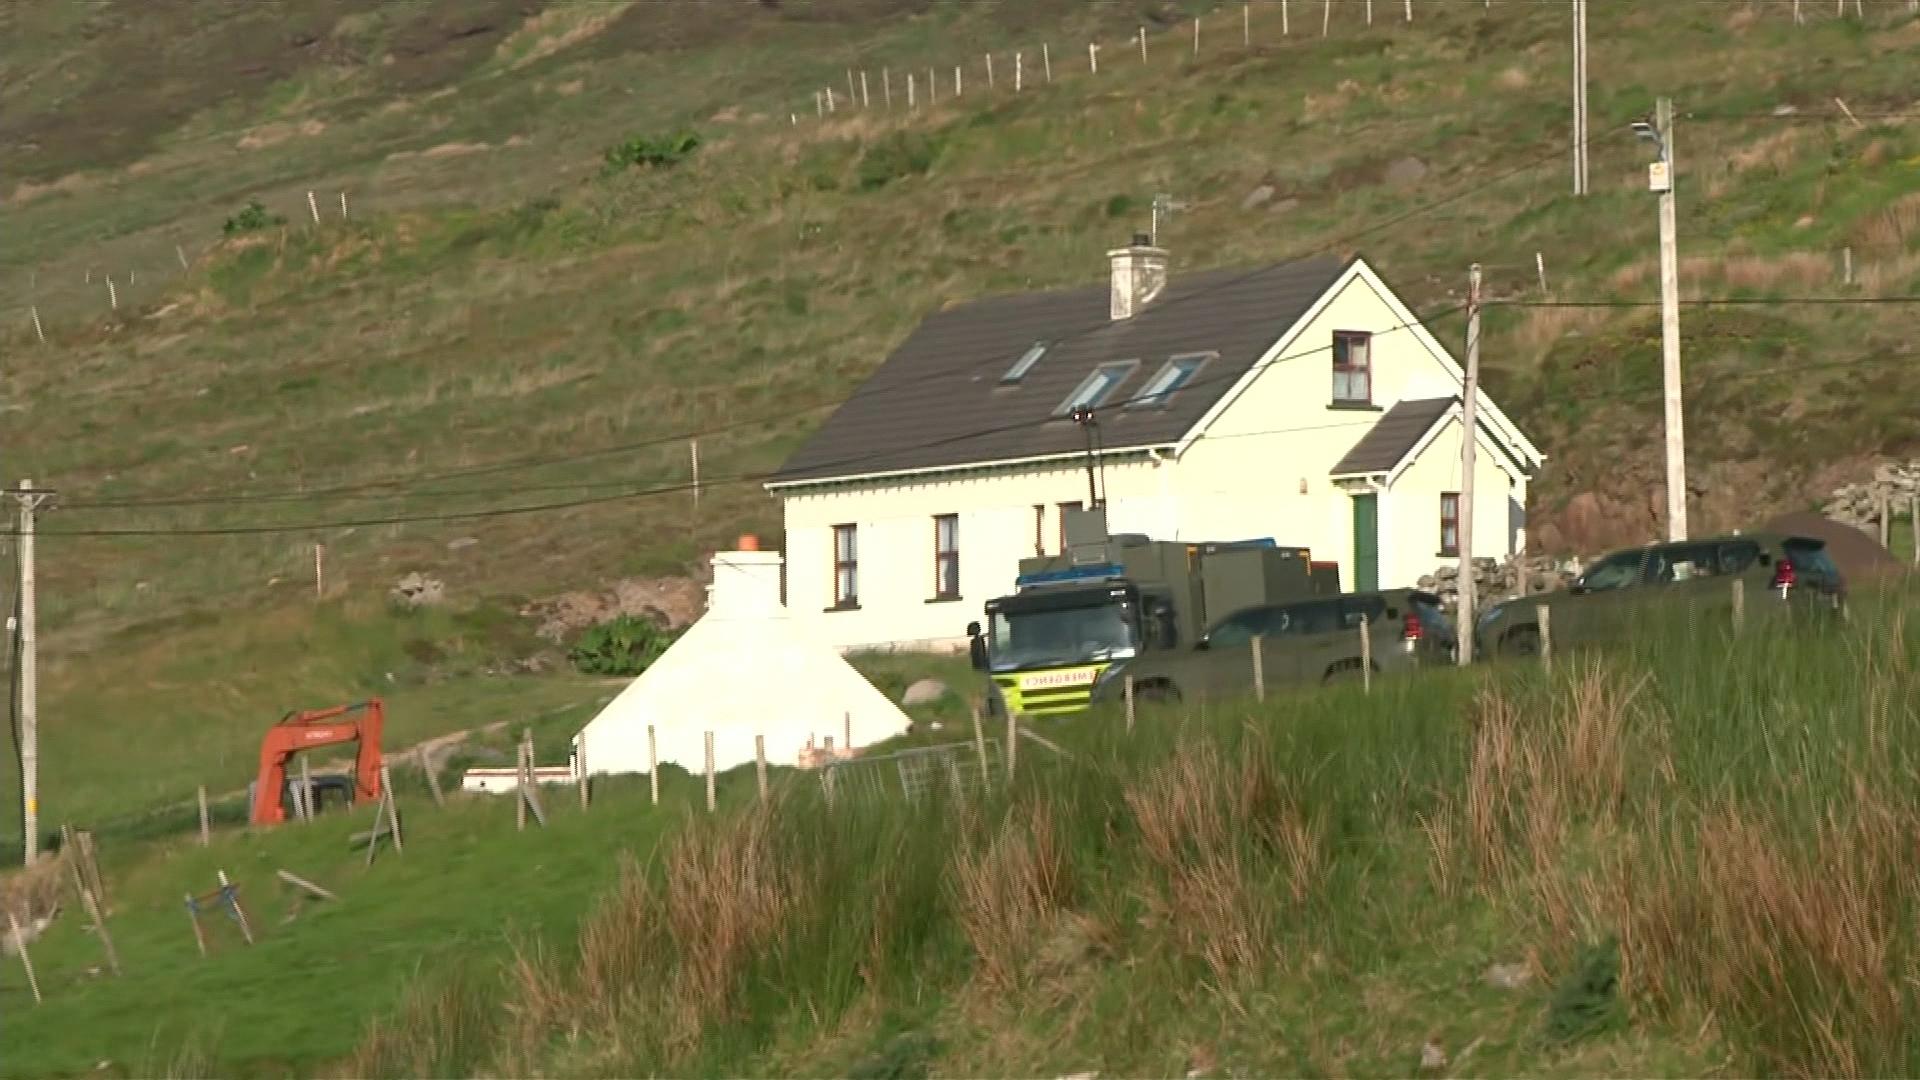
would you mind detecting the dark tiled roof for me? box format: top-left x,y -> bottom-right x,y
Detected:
1329,396 -> 1456,477
769,255 -> 1349,485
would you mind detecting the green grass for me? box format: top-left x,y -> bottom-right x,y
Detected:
325,582 -> 1920,1078
3,2 -> 1920,1072
4,754 -> 761,1079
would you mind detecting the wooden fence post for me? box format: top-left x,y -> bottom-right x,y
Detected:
971,702 -> 991,791
198,785 -> 210,846
1123,675 -> 1136,733
1251,636 -> 1266,702
647,724 -> 660,805
578,739 -> 590,812
755,734 -> 768,801
1359,616 -> 1373,694
1878,491 -> 1891,549
1537,605 -> 1553,676
1005,710 -> 1018,781
704,731 -> 716,813
219,871 -> 254,946
519,730 -> 546,829
515,739 -> 528,832
420,747 -> 445,807
1731,577 -> 1746,633
76,831 -> 106,910
7,912 -> 42,1003
381,763 -> 402,853
77,881 -> 120,976
1911,495 -> 1919,568
184,894 -> 208,956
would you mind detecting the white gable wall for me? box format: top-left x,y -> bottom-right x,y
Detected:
1167,271 -> 1529,587
1386,416 -> 1528,589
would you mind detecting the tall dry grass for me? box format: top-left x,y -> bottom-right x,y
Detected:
1124,740 -> 1322,989
343,587 -> 1920,1077
949,799 -> 1076,990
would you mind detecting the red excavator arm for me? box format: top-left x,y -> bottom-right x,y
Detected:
250,698 -> 385,826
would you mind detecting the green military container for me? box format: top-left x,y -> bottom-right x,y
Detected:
969,508 -> 1339,717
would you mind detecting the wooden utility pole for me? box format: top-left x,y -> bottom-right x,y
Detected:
1653,97 -> 1688,540
15,480 -> 51,865
1458,264 -> 1483,666
1571,0 -> 1590,195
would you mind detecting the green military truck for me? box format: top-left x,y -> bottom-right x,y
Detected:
1473,531 -> 1847,657
966,508 -> 1339,717
1093,587 -> 1457,707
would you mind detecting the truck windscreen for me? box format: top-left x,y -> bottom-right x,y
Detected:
989,601 -> 1137,672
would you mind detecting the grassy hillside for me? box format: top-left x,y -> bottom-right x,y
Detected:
338,586 -> 1920,1079
2,1 -> 1919,1073
9,587 -> 1915,1078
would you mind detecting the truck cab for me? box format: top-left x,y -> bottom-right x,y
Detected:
970,507 -> 1337,717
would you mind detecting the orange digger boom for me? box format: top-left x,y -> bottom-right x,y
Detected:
250,698 -> 385,826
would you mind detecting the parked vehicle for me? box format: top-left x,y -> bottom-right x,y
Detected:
969,506 -> 1338,717
1087,588 -> 1457,707
1473,532 -> 1846,658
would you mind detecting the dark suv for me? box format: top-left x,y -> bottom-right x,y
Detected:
1089,588 -> 1456,706
1474,532 -> 1846,658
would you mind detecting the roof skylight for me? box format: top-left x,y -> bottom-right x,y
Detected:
1127,353 -> 1212,409
1053,360 -> 1137,416
1000,342 -> 1049,384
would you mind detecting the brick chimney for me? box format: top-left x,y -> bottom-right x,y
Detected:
1108,232 -> 1168,320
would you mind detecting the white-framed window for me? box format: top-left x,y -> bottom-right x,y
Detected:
1440,493 -> 1460,557
1332,331 -> 1373,405
1128,352 -> 1213,409
1053,360 -> 1138,416
831,524 -> 858,609
932,514 -> 960,600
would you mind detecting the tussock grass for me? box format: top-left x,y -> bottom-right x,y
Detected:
344,584 -> 1917,1076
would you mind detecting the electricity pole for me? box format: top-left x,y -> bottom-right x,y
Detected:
1457,266 -> 1482,666
1571,0 -> 1589,195
14,480 -> 51,865
1640,98 -> 1689,540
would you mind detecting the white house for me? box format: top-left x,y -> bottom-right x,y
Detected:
766,238 -> 1546,654
572,543 -> 914,778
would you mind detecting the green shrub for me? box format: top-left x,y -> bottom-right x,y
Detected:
857,131 -> 941,191
568,615 -> 677,677
222,198 -> 285,236
602,130 -> 701,174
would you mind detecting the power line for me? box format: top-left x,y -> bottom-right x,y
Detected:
47,111 -> 1626,514
1498,295 -> 1920,309
18,304 -> 1475,537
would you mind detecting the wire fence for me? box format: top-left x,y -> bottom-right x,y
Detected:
817,735 -> 1006,806
9,0 -> 1912,345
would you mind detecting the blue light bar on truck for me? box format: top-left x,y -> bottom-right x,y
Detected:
1016,563 -> 1126,589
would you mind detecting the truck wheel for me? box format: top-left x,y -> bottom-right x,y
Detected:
1322,662 -> 1368,686
1500,627 -> 1542,658
1136,682 -> 1181,706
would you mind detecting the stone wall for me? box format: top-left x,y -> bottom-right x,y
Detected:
1823,460 -> 1920,532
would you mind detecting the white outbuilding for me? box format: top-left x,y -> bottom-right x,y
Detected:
572,540 -> 913,781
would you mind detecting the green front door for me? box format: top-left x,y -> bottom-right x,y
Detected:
1351,493 -> 1379,593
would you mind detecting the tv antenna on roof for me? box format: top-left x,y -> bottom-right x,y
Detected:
1150,193 -> 1173,246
